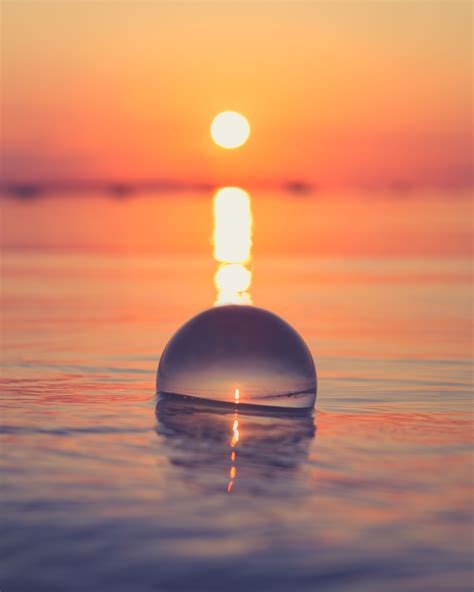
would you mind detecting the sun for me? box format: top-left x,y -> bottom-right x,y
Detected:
210,111 -> 250,149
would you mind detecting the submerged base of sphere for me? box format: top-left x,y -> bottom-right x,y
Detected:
156,305 -> 317,409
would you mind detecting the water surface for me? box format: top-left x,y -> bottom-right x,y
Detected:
1,190 -> 472,591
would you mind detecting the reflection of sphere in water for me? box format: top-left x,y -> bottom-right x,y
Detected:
156,395 -> 315,495
157,305 -> 317,409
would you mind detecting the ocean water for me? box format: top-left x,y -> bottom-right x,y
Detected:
1,190 -> 472,591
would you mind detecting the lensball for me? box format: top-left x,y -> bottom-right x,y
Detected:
156,305 -> 317,409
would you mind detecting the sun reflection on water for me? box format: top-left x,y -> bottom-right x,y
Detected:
213,187 -> 253,305
227,387 -> 241,493
227,409 -> 240,493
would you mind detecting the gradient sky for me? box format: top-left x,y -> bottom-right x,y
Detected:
1,1 -> 472,189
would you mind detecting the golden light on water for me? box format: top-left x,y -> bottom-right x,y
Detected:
215,264 -> 251,294
213,187 -> 253,305
231,417 -> 240,447
228,410 -> 240,493
213,187 -> 252,263
210,111 -> 250,149
213,184 -> 247,493
213,181 -> 248,495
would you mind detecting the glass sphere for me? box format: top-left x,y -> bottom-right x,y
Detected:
156,305 -> 317,409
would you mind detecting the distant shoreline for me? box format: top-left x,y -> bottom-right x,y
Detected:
0,180 -> 471,199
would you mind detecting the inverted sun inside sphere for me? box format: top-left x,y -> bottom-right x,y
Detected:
210,111 -> 250,149
156,305 -> 317,410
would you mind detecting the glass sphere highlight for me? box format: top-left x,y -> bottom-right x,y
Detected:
157,305 -> 317,409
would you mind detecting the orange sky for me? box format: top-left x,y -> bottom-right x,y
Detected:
1,1 -> 472,189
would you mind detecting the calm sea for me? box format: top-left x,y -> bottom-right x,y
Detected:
1,190 -> 472,591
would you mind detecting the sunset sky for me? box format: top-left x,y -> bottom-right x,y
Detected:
1,1 -> 472,189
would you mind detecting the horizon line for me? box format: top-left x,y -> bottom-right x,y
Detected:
0,177 -> 472,199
